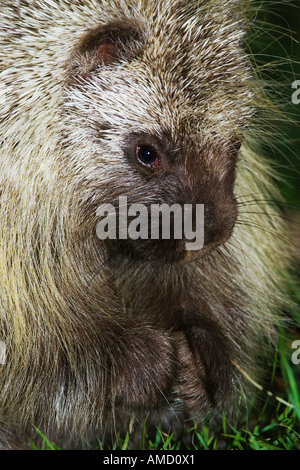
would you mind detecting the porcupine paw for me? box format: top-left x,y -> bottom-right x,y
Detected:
171,332 -> 209,413
171,329 -> 231,415
114,327 -> 176,410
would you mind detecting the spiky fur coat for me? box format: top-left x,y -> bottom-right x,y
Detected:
0,0 -> 290,449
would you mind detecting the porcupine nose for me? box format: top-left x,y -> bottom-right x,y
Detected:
203,200 -> 238,248
183,180 -> 238,250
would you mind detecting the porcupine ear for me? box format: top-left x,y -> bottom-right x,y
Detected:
70,16 -> 149,76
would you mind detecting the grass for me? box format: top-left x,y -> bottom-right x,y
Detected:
94,358 -> 299,450
31,403 -> 300,450
31,328 -> 300,450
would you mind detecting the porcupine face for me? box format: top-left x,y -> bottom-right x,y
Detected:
65,3 -> 253,263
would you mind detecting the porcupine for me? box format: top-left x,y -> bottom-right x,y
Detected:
0,0 -> 292,449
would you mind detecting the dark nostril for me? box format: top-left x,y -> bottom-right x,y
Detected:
206,219 -> 236,247
203,203 -> 238,248
204,226 -> 226,247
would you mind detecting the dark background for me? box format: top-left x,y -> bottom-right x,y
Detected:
252,2 -> 300,424
249,2 -> 300,208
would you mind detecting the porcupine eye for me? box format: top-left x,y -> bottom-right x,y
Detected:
136,145 -> 160,167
